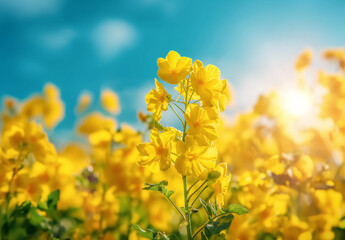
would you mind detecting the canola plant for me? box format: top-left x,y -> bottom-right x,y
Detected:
0,49 -> 345,240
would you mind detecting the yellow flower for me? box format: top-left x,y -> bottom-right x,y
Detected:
77,112 -> 116,135
295,49 -> 312,71
202,79 -> 232,112
101,89 -> 121,114
157,51 -> 192,84
89,129 -> 113,148
1,121 -> 56,165
291,155 -> 314,182
190,60 -> 223,102
323,48 -> 345,61
137,128 -> 175,172
43,83 -> 65,129
314,189 -> 342,216
185,104 -> 219,145
174,79 -> 199,101
145,79 -> 171,121
175,136 -> 217,180
19,83 -> 65,129
212,163 -> 231,208
76,92 -> 92,113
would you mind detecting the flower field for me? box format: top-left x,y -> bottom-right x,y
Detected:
1,49 -> 345,240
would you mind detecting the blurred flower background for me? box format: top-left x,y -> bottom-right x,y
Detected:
1,0 -> 345,140
2,1 -> 345,240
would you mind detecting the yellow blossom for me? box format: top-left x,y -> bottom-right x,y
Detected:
77,112 -> 116,135
175,136 -> 217,180
76,92 -> 92,113
295,49 -> 312,71
212,162 -> 231,208
190,60 -> 223,102
137,128 -> 175,172
101,89 -> 121,114
185,104 -> 219,145
157,51 -> 192,84
145,79 -> 171,121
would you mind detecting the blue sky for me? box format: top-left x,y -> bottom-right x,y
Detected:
1,0 -> 345,136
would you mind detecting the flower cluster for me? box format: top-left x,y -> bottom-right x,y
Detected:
137,51 -> 239,240
216,48 -> 345,240
1,48 -> 345,240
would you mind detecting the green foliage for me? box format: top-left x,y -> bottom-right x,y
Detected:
0,189 -> 82,240
222,203 -> 249,215
196,200 -> 249,239
207,171 -> 221,182
47,189 -> 60,211
131,225 -> 175,240
143,180 -> 174,198
204,214 -> 234,238
257,232 -> 277,240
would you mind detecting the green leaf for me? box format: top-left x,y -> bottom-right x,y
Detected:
215,200 -> 219,211
258,232 -> 277,240
207,171 -> 221,182
131,225 -> 156,239
224,204 -> 249,215
47,189 -> 60,210
28,207 -> 45,226
143,181 -> 168,195
201,232 -> 208,240
154,121 -> 165,131
210,233 -> 226,240
204,214 -> 234,238
209,200 -> 218,216
166,190 -> 174,198
37,201 -> 48,212
11,200 -> 31,217
200,198 -> 213,220
168,234 -> 179,240
143,181 -> 174,198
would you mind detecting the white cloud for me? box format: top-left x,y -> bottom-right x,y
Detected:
93,20 -> 137,59
0,0 -> 62,17
41,28 -> 76,49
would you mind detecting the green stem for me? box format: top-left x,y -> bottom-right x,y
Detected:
171,101 -> 185,113
168,103 -> 184,126
191,185 -> 208,206
165,195 -> 186,220
188,91 -> 195,104
188,180 -> 207,201
192,213 -> 232,239
187,180 -> 199,193
183,176 -> 193,240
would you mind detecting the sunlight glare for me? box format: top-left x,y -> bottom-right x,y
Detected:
283,90 -> 312,117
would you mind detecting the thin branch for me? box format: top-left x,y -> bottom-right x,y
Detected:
168,103 -> 184,126
188,91 -> 195,104
188,180 -> 207,202
187,180 -> 200,193
164,195 -> 186,220
174,100 -> 185,104
191,185 -> 208,206
192,213 -> 232,239
171,101 -> 185,113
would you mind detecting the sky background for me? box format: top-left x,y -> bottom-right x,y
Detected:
1,0 -> 345,140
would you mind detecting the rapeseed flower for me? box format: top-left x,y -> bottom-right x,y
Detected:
157,51 -> 192,84
185,104 -> 219,145
175,136 -> 217,180
101,89 -> 121,114
137,128 -> 175,172
145,79 -> 171,121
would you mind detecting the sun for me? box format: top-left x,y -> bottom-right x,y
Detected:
282,90 -> 312,117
